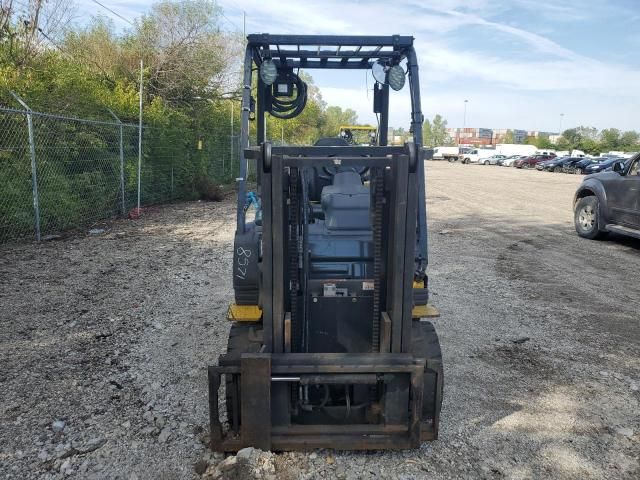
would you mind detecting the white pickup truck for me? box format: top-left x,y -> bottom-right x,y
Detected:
460,148 -> 495,164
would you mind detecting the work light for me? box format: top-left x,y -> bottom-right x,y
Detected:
260,59 -> 278,85
388,65 -> 406,91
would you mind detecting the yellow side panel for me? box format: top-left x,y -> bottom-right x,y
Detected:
412,304 -> 440,319
227,304 -> 262,322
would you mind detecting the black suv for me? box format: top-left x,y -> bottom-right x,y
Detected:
574,154 -> 640,239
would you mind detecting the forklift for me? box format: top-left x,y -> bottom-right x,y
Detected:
208,33 -> 443,451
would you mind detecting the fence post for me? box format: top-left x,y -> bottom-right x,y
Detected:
10,91 -> 41,241
108,109 -> 126,215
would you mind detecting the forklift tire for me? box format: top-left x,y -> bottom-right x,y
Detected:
225,324 -> 263,425
411,321 -> 443,426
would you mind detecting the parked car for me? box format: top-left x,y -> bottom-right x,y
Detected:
501,155 -> 524,167
481,154 -> 506,165
536,156 -> 566,171
553,157 -> 584,173
583,157 -> 621,175
567,157 -> 600,174
515,153 -> 556,169
574,154 -> 640,239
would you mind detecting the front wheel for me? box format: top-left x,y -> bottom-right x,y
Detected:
554,166 -> 562,173
575,168 -> 582,175
483,160 -> 490,165
574,196 -> 606,239
523,163 -> 530,169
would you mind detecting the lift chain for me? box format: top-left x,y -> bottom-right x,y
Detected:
289,167 -> 301,352
371,167 -> 384,352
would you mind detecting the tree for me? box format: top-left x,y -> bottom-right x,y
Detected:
536,136 -> 553,149
579,138 -> 600,155
619,131 -> 640,151
422,118 -> 433,146
599,128 -> 621,151
502,130 -> 515,144
576,126 -> 598,141
561,128 -> 582,149
318,105 -> 358,138
555,137 -> 571,151
0,0 -> 74,67
129,0 -> 243,104
422,114 -> 451,146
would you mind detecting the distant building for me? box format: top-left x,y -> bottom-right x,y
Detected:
446,127 -> 493,146
493,129 -> 527,144
446,127 -> 559,146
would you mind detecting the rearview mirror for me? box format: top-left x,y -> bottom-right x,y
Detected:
613,161 -> 625,174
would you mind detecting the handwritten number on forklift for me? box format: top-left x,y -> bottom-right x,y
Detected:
236,247 -> 251,279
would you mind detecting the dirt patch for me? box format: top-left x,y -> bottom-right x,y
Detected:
1,163 -> 638,479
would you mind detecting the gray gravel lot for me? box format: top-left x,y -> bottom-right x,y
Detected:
1,162 -> 638,479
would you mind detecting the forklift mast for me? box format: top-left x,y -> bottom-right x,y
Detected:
209,34 -> 442,452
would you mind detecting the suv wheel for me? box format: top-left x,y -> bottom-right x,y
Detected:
575,167 -> 583,174
574,196 -> 605,239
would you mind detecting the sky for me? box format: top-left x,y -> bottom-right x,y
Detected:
76,0 -> 640,132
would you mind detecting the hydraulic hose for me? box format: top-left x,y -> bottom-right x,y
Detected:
269,71 -> 308,119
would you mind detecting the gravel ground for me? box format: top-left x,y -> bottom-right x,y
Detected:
1,162 -> 638,479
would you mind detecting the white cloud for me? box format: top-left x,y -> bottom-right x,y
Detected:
75,0 -> 640,131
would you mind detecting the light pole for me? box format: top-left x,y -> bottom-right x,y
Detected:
559,113 -> 564,134
463,99 -> 468,129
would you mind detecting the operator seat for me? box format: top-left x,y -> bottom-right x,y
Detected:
307,137 -> 350,201
321,171 -> 371,231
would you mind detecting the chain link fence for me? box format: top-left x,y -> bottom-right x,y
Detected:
0,102 -> 241,243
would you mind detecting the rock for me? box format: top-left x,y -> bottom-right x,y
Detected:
38,449 -> 49,462
121,420 -> 131,429
512,337 -> 530,344
194,459 -> 209,475
76,437 -> 107,454
326,455 -> 335,465
614,427 -> 634,438
158,427 -> 171,443
42,234 -> 62,241
309,452 -> 318,460
79,460 -> 89,474
219,455 -> 237,472
52,420 -> 66,433
236,447 -> 256,462
142,410 -> 154,424
88,228 -> 106,235
154,415 -> 166,428
60,459 -> 73,475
